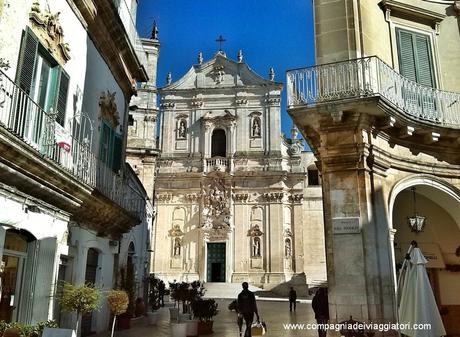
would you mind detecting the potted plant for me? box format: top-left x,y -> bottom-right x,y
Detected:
118,265 -> 135,329
107,290 -> 129,337
147,274 -> 161,325
191,299 -> 218,335
59,283 -> 101,337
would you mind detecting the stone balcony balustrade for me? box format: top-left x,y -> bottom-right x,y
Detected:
287,56 -> 460,163
0,69 -> 144,235
205,156 -> 229,173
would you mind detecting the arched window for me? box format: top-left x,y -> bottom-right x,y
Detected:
251,117 -> 261,138
307,164 -> 320,186
211,128 -> 226,157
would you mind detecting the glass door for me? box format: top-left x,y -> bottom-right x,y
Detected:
0,254 -> 25,322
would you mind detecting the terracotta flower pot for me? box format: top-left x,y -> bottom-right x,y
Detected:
3,328 -> 21,337
117,312 -> 132,329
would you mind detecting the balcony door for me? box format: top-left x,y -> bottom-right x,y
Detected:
211,129 -> 226,158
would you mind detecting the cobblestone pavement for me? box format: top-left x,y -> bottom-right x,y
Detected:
96,298 -> 318,337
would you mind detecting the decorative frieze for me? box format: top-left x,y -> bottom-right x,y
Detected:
191,100 -> 203,108
265,97 -> 281,106
185,193 -> 200,202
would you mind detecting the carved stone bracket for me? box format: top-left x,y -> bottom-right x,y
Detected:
29,0 -> 71,65
169,224 -> 184,237
247,224 -> 263,237
191,100 -> 203,108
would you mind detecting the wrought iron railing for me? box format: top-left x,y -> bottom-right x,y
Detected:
287,56 -> 460,128
0,69 -> 144,217
112,0 -> 148,69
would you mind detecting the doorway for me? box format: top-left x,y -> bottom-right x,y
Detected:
0,230 -> 34,322
211,129 -> 226,157
81,248 -> 99,337
206,243 -> 226,282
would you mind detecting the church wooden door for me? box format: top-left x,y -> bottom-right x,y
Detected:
207,243 -> 226,282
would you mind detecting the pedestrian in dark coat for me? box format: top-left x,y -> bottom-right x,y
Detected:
237,282 -> 259,337
158,281 -> 166,307
312,288 -> 329,337
289,287 -> 297,312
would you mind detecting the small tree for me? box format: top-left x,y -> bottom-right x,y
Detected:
107,290 -> 129,337
60,283 -> 101,335
148,275 -> 161,312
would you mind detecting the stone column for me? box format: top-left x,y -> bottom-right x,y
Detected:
316,114 -> 396,326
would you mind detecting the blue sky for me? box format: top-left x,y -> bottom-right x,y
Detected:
136,0 -> 314,137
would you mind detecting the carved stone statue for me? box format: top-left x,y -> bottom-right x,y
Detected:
252,237 -> 261,257
178,120 -> 187,138
252,118 -> 261,137
201,178 -> 231,234
285,238 -> 291,257
174,238 -> 181,256
99,91 -> 119,127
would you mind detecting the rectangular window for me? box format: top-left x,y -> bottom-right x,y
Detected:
16,28 -> 69,127
396,28 -> 435,87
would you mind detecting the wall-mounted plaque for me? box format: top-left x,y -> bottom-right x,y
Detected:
333,217 -> 361,234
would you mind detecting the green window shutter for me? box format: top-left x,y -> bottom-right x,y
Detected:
112,134 -> 123,172
16,28 -> 38,94
55,69 -> 69,126
100,123 -> 111,164
397,30 -> 417,83
414,34 -> 434,87
397,29 -> 434,87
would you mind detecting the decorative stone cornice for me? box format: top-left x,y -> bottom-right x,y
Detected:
191,100 -> 203,108
29,1 -> 71,65
185,193 -> 199,202
155,193 -> 173,202
234,193 -> 249,202
236,98 -> 248,106
262,192 -> 284,202
265,97 -> 281,106
289,194 -> 303,203
160,102 -> 176,109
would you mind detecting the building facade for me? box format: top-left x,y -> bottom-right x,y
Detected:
151,51 -> 326,290
288,0 -> 460,334
0,0 -> 153,334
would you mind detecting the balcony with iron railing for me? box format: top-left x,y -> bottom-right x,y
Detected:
0,68 -> 145,229
287,56 -> 460,129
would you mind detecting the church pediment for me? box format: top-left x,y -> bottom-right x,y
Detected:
162,53 -> 282,91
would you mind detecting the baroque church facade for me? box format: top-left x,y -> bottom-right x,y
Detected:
150,51 -> 326,287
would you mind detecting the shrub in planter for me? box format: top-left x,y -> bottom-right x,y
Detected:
190,299 -> 218,335
147,274 -> 161,325
59,283 -> 101,336
118,265 -> 135,329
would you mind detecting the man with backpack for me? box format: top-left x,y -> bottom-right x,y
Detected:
237,282 -> 260,337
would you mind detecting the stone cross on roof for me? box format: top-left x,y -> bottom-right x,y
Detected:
215,35 -> 226,51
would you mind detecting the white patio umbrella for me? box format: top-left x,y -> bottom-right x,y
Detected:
398,244 -> 446,337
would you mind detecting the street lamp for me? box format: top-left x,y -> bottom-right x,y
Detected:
407,187 -> 426,233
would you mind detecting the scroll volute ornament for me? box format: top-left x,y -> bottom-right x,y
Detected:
29,0 -> 71,65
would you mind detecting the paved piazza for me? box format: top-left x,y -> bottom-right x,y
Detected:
96,298 -> 317,337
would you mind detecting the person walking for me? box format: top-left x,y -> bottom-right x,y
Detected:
158,280 -> 166,307
237,282 -> 259,337
289,287 -> 297,312
312,288 -> 329,337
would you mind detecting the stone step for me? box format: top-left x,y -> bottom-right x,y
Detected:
202,282 -> 263,299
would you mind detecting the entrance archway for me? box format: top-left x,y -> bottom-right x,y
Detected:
391,178 -> 460,335
211,129 -> 226,157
